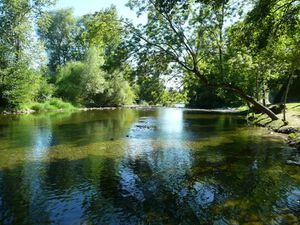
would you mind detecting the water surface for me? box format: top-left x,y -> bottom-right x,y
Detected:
0,108 -> 299,224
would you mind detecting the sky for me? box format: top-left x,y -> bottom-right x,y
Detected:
54,0 -> 145,24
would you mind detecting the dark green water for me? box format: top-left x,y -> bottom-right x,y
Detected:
0,108 -> 299,225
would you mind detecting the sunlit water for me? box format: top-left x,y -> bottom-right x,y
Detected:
0,108 -> 299,225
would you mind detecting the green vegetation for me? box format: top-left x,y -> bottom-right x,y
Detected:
25,98 -> 76,112
0,0 -> 299,120
127,0 -> 299,120
288,132 -> 300,149
287,103 -> 300,115
251,103 -> 300,133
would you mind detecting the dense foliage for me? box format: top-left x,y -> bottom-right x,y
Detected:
127,0 -> 299,118
0,3 -> 137,110
0,0 -> 299,117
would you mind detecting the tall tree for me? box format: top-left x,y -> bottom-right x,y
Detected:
242,0 -> 300,117
0,0 -> 54,109
244,0 -> 299,49
82,6 -> 122,48
38,8 -> 83,72
82,6 -> 129,73
127,0 -> 279,119
0,0 -> 54,67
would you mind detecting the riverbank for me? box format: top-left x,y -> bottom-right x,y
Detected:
2,103 -> 298,144
0,106 -> 119,115
1,103 -> 299,165
0,104 -> 247,115
126,105 -> 245,114
250,103 -> 300,151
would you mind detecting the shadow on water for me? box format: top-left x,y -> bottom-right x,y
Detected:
0,147 -> 299,224
0,108 -> 299,224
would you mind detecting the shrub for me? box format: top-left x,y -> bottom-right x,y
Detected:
26,98 -> 75,112
92,70 -> 136,106
36,76 -> 55,102
1,62 -> 41,109
56,62 -> 85,103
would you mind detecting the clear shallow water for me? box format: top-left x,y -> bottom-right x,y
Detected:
0,108 -> 299,225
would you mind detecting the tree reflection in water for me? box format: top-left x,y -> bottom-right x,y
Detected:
0,109 -> 299,224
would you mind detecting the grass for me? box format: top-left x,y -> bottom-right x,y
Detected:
234,105 -> 249,111
23,98 -> 76,112
286,103 -> 300,115
251,103 -> 300,132
252,114 -> 285,130
288,133 -> 300,142
235,103 -> 300,116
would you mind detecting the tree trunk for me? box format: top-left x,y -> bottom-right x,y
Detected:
241,92 -> 279,120
218,2 -> 225,81
221,84 -> 279,120
283,74 -> 293,121
255,74 -> 259,101
193,69 -> 279,120
262,84 -> 266,106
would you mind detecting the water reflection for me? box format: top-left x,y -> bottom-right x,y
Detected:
118,164 -> 145,201
0,109 -> 299,224
30,127 -> 53,161
159,108 -> 183,134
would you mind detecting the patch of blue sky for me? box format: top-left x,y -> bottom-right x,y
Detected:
54,0 -> 146,24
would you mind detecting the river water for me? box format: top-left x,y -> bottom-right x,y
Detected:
0,108 -> 299,224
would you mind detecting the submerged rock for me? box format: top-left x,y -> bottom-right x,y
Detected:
193,182 -> 215,207
286,159 -> 300,166
279,127 -> 299,134
135,124 -> 157,130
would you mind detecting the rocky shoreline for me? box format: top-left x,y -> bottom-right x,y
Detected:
252,117 -> 300,166
0,107 -> 120,115
0,105 -> 246,115
253,118 -> 300,149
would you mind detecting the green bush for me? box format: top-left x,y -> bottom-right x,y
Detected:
137,75 -> 165,105
56,62 -> 85,103
92,70 -> 136,106
0,62 -> 41,109
26,98 -> 75,112
55,48 -> 107,105
36,76 -> 55,102
139,100 -> 149,106
48,98 -> 75,109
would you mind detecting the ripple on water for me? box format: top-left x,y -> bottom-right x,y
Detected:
0,109 -> 299,225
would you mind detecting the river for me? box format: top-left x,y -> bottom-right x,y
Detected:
0,108 -> 299,224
